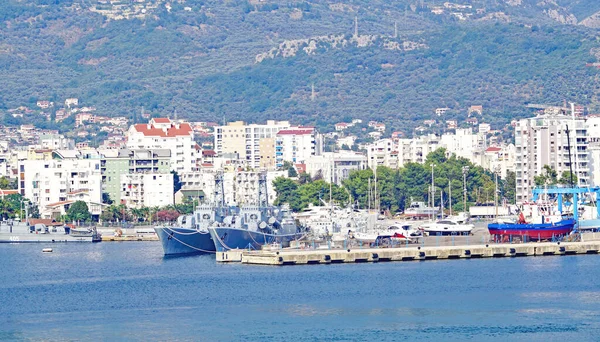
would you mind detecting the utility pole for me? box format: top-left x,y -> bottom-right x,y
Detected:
462,166 -> 469,215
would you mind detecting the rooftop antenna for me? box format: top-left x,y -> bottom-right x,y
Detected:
174,109 -> 178,121
354,16 -> 358,38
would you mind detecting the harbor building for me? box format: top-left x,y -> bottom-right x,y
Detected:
127,118 -> 198,173
100,149 -> 171,205
514,107 -> 589,203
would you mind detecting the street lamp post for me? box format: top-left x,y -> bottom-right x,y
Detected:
462,166 -> 469,215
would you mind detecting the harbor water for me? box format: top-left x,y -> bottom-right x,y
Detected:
1,242 -> 600,341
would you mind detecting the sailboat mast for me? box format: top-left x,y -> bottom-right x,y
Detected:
494,170 -> 499,221
449,181 -> 452,216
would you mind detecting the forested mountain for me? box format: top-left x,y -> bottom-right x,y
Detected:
1,0 -> 600,134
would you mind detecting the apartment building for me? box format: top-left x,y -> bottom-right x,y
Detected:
120,173 -> 174,208
179,170 -> 285,205
366,138 -> 398,170
586,116 -> 600,187
275,127 -> 322,168
100,149 -> 171,204
514,108 -> 589,203
127,118 -> 198,173
397,134 -> 441,166
305,151 -> 368,185
18,157 -> 103,219
214,120 -> 291,169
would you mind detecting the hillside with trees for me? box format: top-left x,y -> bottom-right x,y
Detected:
1,0 -> 600,134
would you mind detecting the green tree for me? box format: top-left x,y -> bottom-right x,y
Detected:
172,171 -> 182,193
102,193 -> 113,205
534,165 -> 558,186
66,201 -> 91,224
280,161 -> 298,177
297,172 -> 312,185
272,177 -> 298,205
0,176 -> 14,189
559,171 -> 578,186
504,171 -> 516,204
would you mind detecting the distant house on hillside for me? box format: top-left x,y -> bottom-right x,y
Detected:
435,107 -> 449,116
65,98 -> 79,108
36,101 -> 53,109
335,123 -> 348,131
468,105 -> 483,116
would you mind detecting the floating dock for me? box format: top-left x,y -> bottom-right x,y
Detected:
217,240 -> 600,266
101,235 -> 158,242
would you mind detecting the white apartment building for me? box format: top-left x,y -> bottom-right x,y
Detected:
478,145 -> 516,179
366,138 -> 398,170
120,173 -> 174,208
305,151 -> 368,185
39,133 -> 75,150
18,158 -> 103,218
586,116 -> 600,187
214,120 -> 291,169
514,109 -> 589,203
275,127 -> 322,168
127,118 -> 198,173
439,128 -> 484,161
179,170 -> 285,205
397,134 -> 441,166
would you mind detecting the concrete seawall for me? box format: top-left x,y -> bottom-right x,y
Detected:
216,241 -> 600,266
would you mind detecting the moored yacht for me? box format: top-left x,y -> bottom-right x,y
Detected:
420,218 -> 474,236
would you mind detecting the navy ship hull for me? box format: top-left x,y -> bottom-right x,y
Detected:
155,227 -> 216,255
209,227 -> 304,251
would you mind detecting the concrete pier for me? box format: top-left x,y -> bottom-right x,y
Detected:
221,241 -> 600,266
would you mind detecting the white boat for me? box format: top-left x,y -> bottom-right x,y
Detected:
404,201 -> 439,219
420,219 -> 474,236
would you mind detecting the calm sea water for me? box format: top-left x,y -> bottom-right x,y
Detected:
1,242 -> 599,341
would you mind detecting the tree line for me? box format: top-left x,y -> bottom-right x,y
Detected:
273,148 -> 515,214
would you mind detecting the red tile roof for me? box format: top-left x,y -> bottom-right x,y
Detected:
486,146 -> 502,152
45,200 -> 75,208
67,189 -> 89,195
132,123 -> 193,137
152,118 -> 171,124
277,129 -> 314,135
0,189 -> 18,197
202,150 -> 216,156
